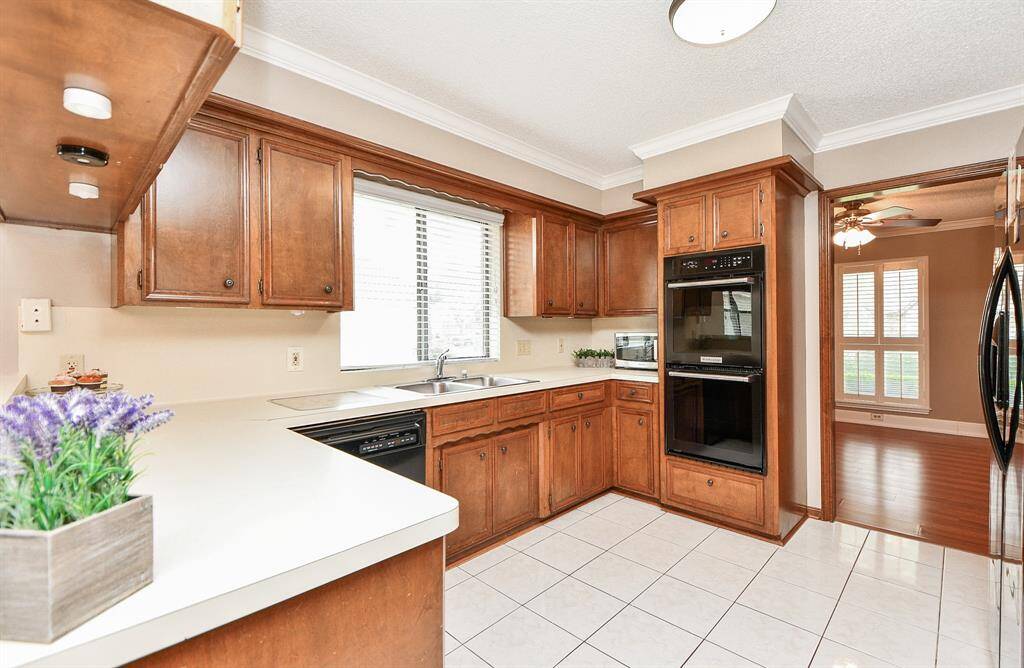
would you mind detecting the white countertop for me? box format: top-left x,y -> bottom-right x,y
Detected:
0,366 -> 656,667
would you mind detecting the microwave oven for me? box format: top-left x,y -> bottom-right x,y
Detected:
614,332 -> 657,370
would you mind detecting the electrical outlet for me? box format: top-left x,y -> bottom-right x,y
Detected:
557,337 -> 565,354
516,339 -> 532,356
287,347 -> 304,372
59,354 -> 85,375
870,413 -> 884,422
19,299 -> 52,332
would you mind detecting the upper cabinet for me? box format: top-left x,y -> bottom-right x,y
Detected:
0,0 -> 239,231
709,178 -> 767,250
538,213 -> 574,315
662,194 -> 707,255
600,209 -> 658,316
572,223 -> 599,316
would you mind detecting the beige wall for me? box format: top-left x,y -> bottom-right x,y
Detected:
833,225 -> 992,423
600,181 -> 644,215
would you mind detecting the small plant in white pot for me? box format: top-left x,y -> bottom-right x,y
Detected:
572,348 -> 615,368
0,389 -> 172,642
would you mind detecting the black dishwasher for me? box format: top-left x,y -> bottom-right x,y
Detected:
290,410 -> 427,484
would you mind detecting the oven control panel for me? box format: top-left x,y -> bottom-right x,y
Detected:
666,246 -> 764,278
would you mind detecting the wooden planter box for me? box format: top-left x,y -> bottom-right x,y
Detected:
0,495 -> 153,643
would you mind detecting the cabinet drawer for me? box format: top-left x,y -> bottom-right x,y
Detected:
549,383 -> 607,411
664,458 -> 764,528
431,400 -> 496,436
615,382 -> 653,403
497,391 -> 548,422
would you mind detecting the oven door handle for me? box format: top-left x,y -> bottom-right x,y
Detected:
668,370 -> 758,383
666,277 -> 755,289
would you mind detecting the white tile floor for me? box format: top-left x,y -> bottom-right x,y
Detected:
444,492 -> 1008,668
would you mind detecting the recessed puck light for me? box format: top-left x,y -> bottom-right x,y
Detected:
68,182 -> 100,199
63,88 -> 112,120
56,144 -> 108,167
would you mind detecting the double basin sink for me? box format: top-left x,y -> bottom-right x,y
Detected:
395,375 -> 535,396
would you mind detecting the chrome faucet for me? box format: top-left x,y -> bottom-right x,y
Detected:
430,348 -> 451,381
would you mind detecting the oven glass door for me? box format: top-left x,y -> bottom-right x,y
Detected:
665,276 -> 763,367
665,369 -> 765,473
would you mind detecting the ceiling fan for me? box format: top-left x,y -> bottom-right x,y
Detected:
832,200 -> 942,251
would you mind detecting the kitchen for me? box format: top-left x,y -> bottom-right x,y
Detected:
1,1 -> 1023,667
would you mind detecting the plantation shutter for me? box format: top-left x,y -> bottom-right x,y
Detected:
842,271 -> 875,338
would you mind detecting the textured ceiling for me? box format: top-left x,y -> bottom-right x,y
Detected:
246,0 -> 1024,175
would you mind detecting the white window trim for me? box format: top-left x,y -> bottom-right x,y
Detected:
834,256 -> 931,413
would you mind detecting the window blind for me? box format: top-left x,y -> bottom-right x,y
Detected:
340,178 -> 503,370
883,268 -> 919,338
842,271 -> 875,338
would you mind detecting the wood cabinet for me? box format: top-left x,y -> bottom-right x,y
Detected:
492,430 -> 539,533
579,409 -> 612,498
710,178 -> 765,250
600,210 -> 658,316
664,457 -> 765,530
662,194 -> 706,256
539,213 -> 574,315
549,383 -> 606,411
549,416 -> 580,512
440,438 -> 493,554
141,118 -> 250,304
614,405 -> 657,497
431,399 -> 496,436
573,224 -> 599,316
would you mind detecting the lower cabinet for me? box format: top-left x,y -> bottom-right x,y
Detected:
549,408 -> 612,512
614,405 -> 658,497
663,456 -> 765,530
579,409 -> 612,498
439,427 -> 538,555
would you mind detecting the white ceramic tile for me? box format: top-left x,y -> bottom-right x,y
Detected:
639,512 -> 716,549
576,493 -> 625,515
593,498 -> 665,531
761,549 -> 852,598
557,643 -> 626,668
466,607 -> 580,668
610,531 -> 692,572
738,573 -> 838,634
864,531 -> 943,568
824,600 -> 937,668
574,552 -> 661,602
589,606 -> 701,668
460,544 -> 517,575
505,524 -> 558,551
632,575 -> 731,637
527,576 -> 627,640
683,641 -> 759,668
476,552 -> 566,604
708,604 -> 819,668
854,548 -> 942,596
938,599 -> 1000,652
546,508 -> 590,531
525,532 -> 605,574
941,567 -> 999,610
937,635 -> 998,668
798,519 -> 870,547
445,565 -> 472,590
445,646 -> 490,668
1000,592 -> 1022,661
697,529 -> 777,571
667,550 -> 757,600
563,514 -> 637,550
944,548 -> 999,581
444,577 -> 519,643
444,631 -> 459,655
782,530 -> 862,567
839,573 -> 940,631
810,639 -> 895,668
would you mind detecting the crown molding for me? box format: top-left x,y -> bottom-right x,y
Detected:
239,25 -> 645,191
816,85 -> 1024,153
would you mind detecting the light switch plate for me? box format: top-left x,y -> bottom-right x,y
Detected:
287,347 -> 304,372
515,340 -> 532,356
557,337 -> 566,354
19,298 -> 52,332
59,354 -> 85,375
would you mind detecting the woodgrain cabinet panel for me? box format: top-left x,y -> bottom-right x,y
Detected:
579,409 -> 611,498
710,179 -> 764,250
601,219 -> 658,316
441,439 -> 493,554
549,416 -> 580,512
662,194 -> 706,256
664,457 -> 765,528
143,119 -> 250,304
539,214 -> 573,315
614,406 -> 657,497
572,224 -> 598,317
431,400 -> 496,437
497,392 -> 547,423
492,429 -> 538,533
260,137 -> 351,308
615,382 -> 653,404
549,383 -> 607,412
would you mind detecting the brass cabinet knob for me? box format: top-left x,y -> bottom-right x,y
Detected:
577,392 -> 584,399
585,420 -> 591,428
638,418 -> 645,426
706,479 -> 714,487
223,277 -> 234,288
721,230 -> 729,238
324,284 -> 334,294
578,301 -> 584,308
500,445 -> 508,454
629,388 -> 637,396
547,299 -> 554,306
688,235 -> 695,243
479,451 -> 486,460
571,423 -> 577,432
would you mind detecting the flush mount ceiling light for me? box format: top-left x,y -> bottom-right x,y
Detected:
68,182 -> 99,200
832,222 -> 875,252
63,87 -> 112,120
669,0 -> 777,45
56,144 -> 109,167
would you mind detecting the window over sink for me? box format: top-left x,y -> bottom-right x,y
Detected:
340,177 -> 503,370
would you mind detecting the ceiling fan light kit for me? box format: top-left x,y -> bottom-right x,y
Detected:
832,199 -> 942,251
669,0 -> 777,45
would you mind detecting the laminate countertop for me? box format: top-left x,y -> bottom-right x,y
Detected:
1,366 -> 656,667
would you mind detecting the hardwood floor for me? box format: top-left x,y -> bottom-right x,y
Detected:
835,422 -> 999,555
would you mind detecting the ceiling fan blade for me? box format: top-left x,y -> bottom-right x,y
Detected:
862,206 -> 913,222
880,218 -> 942,228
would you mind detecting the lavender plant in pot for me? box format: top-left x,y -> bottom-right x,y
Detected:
0,389 -> 172,642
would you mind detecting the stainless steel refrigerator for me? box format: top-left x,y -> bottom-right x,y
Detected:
980,126 -> 1024,668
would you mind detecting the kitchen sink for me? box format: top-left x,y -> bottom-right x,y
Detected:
395,375 -> 534,395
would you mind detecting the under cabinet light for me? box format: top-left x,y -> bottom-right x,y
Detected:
63,88 -> 112,120
68,182 -> 99,199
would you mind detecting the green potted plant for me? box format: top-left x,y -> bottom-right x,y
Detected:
572,348 -> 615,368
0,389 -> 172,642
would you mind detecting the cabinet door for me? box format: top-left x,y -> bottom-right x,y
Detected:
143,118 -> 249,304
260,137 -> 351,308
572,223 -> 598,317
538,213 -> 572,315
441,438 -> 493,554
602,221 -> 657,315
579,409 -> 611,498
492,429 -> 538,534
662,194 -> 706,256
549,416 -> 580,512
615,407 -> 657,497
711,179 -> 763,250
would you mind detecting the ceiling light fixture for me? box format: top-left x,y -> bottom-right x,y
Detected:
833,222 -> 875,252
669,0 -> 777,45
68,182 -> 100,200
63,87 -> 112,120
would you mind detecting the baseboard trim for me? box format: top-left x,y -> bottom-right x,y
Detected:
835,409 -> 986,438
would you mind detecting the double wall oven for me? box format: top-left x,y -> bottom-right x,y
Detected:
663,246 -> 767,474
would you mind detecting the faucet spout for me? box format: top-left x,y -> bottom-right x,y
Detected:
431,348 -> 451,381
